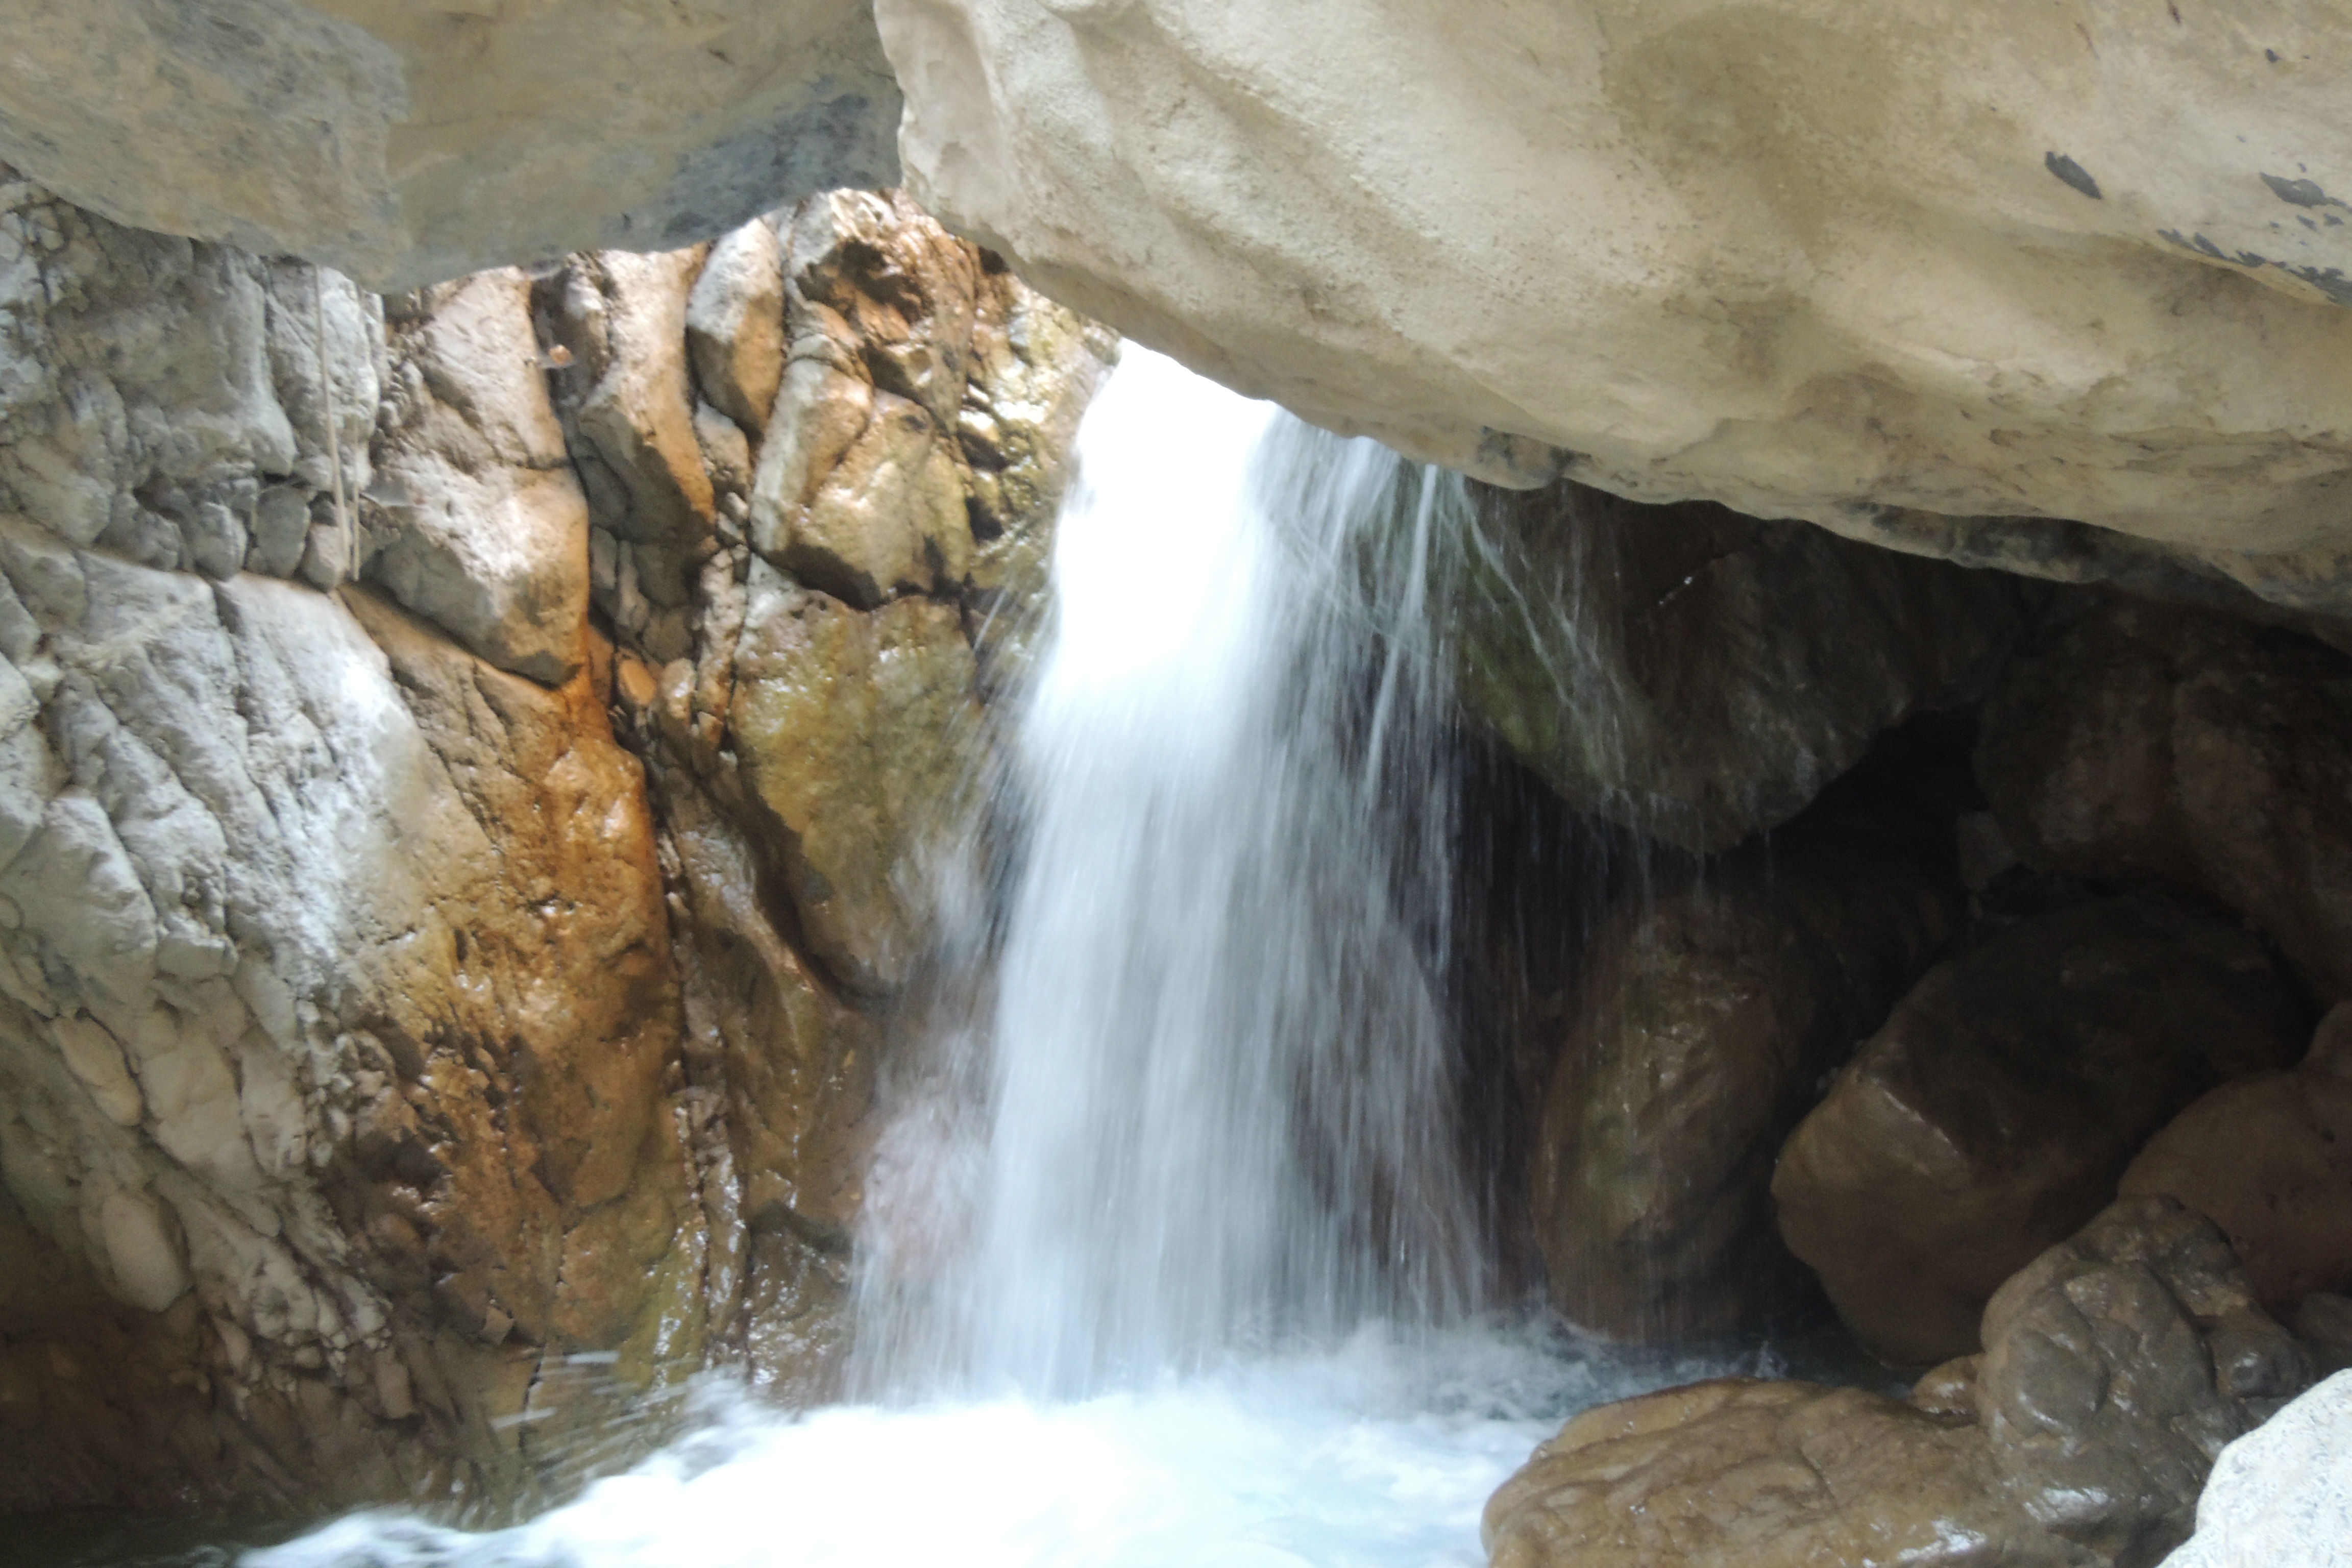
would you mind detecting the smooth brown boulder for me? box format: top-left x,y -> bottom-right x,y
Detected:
1773,894 -> 2309,1366
1482,1378 -> 2051,1568
1486,1198 -> 2309,1568
2120,1003 -> 2352,1313
1976,598 -> 2352,1001
1528,758 -> 1966,1341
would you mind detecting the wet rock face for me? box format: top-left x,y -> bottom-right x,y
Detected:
1980,1199 -> 2312,1564
0,170 -> 1112,1510
1489,1199 -> 2311,1568
576,192 -> 1113,1396
1976,597 -> 2352,1002
1773,894 -> 2310,1366
1527,755 -> 1969,1341
1454,484 -> 2032,852
1482,1378 -> 2038,1568
2121,1004 -> 2352,1313
0,1 -> 903,291
728,576 -> 983,996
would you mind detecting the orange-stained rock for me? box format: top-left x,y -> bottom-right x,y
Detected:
728,568 -> 986,996
334,589 -> 702,1371
0,173 -> 1104,1516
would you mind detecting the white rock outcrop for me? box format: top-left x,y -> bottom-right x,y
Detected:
0,0 -> 900,290
876,0 -> 2352,611
2164,1371 -> 2352,1568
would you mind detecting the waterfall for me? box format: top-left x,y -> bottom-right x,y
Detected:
247,350 -> 1750,1568
855,348 -> 1485,1395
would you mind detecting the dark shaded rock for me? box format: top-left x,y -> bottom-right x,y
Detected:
1979,1198 -> 2311,1565
1976,597 -> 2352,1001
1774,895 -> 2309,1365
1454,483 -> 2035,852
1528,757 -> 1967,1340
2120,1002 -> 2352,1313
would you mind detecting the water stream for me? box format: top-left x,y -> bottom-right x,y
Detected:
240,350 -> 1757,1568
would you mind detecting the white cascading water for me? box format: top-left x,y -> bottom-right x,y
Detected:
851,347 -> 1480,1396
248,350 -> 1746,1568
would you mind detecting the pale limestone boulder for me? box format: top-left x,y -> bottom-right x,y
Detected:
687,218 -> 789,439
367,270 -> 590,683
0,0 -> 900,291
2164,1372 -> 2352,1568
879,0 -> 2352,602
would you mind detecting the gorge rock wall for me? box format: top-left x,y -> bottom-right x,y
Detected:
0,0 -> 903,291
12,4 -> 2352,635
0,168 -> 1109,1514
876,1 -> 2352,608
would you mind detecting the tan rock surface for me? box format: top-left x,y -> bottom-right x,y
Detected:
880,0 -> 2352,608
2121,1004 -> 2352,1312
367,269 -> 590,682
1975,597 -> 2352,1001
687,220 -> 790,440
750,191 -> 987,609
1482,1378 -> 2054,1568
0,0 -> 901,291
1775,895 -> 2309,1367
729,568 -> 985,996
591,197 -> 1108,1386
1528,758 -> 1966,1340
0,173 -> 1110,1511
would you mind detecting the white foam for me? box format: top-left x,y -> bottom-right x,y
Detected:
252,1329 -> 1739,1568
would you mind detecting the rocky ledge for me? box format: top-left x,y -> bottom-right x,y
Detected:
0,167 -> 1109,1515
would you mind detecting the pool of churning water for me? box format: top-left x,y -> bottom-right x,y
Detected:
245,1326 -> 1803,1568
